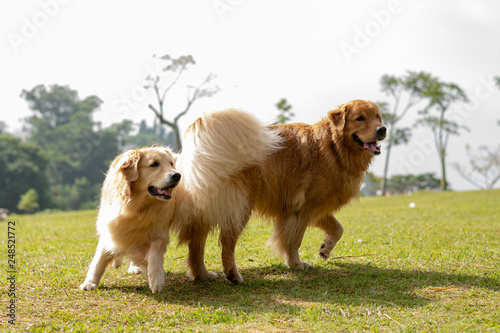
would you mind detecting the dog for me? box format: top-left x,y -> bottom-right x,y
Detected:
79,147 -> 180,293
80,109 -> 281,292
178,100 -> 386,283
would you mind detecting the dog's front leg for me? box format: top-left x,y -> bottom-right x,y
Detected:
146,238 -> 168,294
80,241 -> 113,291
315,213 -> 344,259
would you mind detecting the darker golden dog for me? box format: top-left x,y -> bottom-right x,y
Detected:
179,100 -> 386,283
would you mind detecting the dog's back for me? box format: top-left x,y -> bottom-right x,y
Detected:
255,120 -> 362,222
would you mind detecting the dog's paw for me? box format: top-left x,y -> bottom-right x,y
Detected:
199,270 -> 218,280
149,279 -> 164,294
288,261 -> 312,270
319,238 -> 337,260
225,271 -> 243,284
189,270 -> 218,281
79,282 -> 97,291
148,266 -> 165,293
319,243 -> 330,259
128,265 -> 142,275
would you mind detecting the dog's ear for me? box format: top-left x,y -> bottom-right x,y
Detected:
329,103 -> 350,129
119,150 -> 142,182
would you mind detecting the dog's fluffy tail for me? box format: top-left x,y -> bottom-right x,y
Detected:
180,109 -> 282,199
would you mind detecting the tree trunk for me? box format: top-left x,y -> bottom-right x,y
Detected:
172,124 -> 182,153
438,108 -> 447,191
440,148 -> 447,191
380,126 -> 394,195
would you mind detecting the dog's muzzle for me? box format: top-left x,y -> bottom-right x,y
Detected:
148,172 -> 181,200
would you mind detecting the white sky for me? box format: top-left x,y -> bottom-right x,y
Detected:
2,0 -> 500,191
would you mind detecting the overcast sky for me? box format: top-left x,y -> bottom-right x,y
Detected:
2,0 -> 500,191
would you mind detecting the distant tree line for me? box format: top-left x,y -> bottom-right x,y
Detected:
363,172 -> 441,196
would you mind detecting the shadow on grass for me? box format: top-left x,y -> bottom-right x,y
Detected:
102,261 -> 498,311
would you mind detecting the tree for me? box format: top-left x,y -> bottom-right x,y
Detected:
416,76 -> 469,191
17,189 -> 40,214
145,54 -> 220,152
378,71 -> 430,195
21,84 -> 122,185
21,84 -> 102,148
21,84 -> 122,210
453,145 -> 500,190
0,133 -> 49,212
273,98 -> 294,125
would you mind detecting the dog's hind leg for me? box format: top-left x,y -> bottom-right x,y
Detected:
315,213 -> 343,260
80,241 -> 114,291
270,214 -> 311,270
183,222 -> 217,281
219,218 -> 249,284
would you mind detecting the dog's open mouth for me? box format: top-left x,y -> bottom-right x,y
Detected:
353,134 -> 381,155
148,186 -> 174,200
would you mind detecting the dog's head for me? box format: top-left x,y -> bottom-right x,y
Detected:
114,147 -> 181,201
329,100 -> 386,155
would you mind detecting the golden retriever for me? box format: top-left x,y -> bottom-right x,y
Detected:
80,109 -> 281,292
79,147 -> 180,293
179,100 -> 386,283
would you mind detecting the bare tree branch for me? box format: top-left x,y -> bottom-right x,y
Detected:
148,104 -> 174,127
145,55 -> 219,151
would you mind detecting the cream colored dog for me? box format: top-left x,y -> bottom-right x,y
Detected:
79,147 -> 180,293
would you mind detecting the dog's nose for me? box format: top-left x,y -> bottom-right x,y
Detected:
376,126 -> 387,138
170,172 -> 181,182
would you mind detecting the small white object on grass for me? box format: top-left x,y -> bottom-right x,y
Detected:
409,202 -> 416,208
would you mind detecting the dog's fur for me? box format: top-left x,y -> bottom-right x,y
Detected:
80,109 -> 281,292
179,100 -> 386,282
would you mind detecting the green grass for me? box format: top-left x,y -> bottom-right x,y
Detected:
2,190 -> 499,332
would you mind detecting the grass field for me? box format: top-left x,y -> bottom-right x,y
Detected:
1,189 -> 499,332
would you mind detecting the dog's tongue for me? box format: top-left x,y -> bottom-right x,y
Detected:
363,142 -> 378,153
157,188 -> 172,196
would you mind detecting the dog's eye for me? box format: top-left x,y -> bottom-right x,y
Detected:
356,116 -> 365,121
149,161 -> 159,168
170,162 -> 174,166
